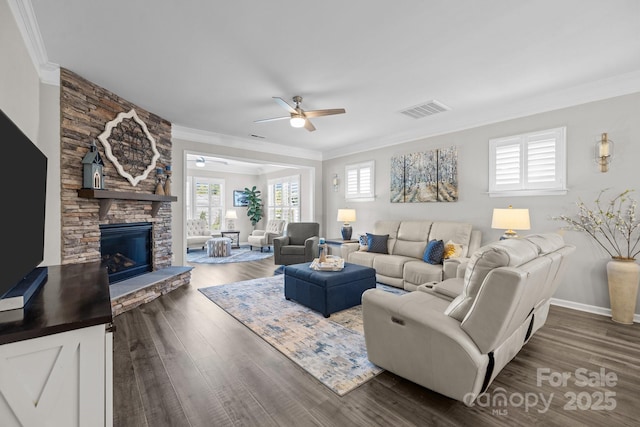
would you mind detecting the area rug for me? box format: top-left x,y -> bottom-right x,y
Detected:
186,246 -> 273,264
198,275 -> 405,395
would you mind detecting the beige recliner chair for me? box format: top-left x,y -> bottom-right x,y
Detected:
362,233 -> 575,405
248,219 -> 286,252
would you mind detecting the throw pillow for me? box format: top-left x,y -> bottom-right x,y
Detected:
443,240 -> 463,259
366,233 -> 389,254
358,234 -> 368,251
423,239 -> 445,264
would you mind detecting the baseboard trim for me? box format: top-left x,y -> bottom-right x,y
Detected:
550,298 -> 640,324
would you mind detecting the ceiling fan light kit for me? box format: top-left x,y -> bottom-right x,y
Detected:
255,96 -> 346,132
290,115 -> 306,128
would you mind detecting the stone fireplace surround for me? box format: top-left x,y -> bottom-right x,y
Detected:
59,68 -> 191,316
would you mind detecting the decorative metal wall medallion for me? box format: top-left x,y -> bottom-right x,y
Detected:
98,109 -> 160,186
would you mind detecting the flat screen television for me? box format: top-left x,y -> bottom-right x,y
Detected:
0,108 -> 47,302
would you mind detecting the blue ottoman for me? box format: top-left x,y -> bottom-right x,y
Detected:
284,262 -> 376,317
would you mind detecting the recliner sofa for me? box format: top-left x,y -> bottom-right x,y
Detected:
362,233 -> 575,404
342,220 -> 482,290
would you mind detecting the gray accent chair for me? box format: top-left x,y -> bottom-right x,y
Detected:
248,219 -> 286,252
273,222 -> 320,265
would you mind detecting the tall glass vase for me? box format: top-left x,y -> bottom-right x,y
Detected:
606,258 -> 640,324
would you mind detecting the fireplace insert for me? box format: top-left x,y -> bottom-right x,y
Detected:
100,222 -> 152,283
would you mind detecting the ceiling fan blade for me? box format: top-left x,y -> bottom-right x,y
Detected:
254,116 -> 290,123
304,119 -> 316,132
303,108 -> 346,118
273,97 -> 297,114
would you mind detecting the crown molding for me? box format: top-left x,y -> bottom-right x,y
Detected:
8,0 -> 60,86
323,70 -> 640,160
172,125 -> 323,161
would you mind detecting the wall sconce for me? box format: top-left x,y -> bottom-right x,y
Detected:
195,156 -> 205,168
332,174 -> 339,192
491,205 -> 530,239
596,132 -> 614,173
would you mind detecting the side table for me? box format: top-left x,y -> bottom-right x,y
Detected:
220,230 -> 240,249
325,238 -> 358,257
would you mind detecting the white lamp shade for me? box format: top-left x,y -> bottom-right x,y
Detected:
290,116 -> 306,128
225,210 -> 238,219
491,207 -> 530,230
337,209 -> 356,223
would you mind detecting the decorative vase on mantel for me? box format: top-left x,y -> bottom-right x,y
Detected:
606,257 -> 640,325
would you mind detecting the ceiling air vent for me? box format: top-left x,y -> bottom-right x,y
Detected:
400,100 -> 450,119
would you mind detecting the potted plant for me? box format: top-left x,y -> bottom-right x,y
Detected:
553,189 -> 640,324
243,186 -> 264,228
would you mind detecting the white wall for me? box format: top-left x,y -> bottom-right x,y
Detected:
38,82 -> 61,265
1,0 -> 61,266
324,92 -> 640,315
185,167 -> 260,242
0,0 -> 40,142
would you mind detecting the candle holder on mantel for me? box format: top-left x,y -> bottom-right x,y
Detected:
155,167 -> 165,195
163,165 -> 172,196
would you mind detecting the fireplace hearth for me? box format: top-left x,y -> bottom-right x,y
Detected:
100,222 -> 153,284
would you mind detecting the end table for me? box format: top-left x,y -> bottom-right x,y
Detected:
220,230 -> 240,249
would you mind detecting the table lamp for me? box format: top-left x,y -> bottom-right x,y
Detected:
337,209 -> 356,240
491,205 -> 530,239
225,209 -> 238,230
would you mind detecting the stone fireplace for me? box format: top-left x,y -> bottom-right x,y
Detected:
59,68 -> 191,316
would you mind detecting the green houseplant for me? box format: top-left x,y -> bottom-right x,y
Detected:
243,186 -> 264,227
553,189 -> 639,324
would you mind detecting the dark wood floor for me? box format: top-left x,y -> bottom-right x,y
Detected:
113,257 -> 640,426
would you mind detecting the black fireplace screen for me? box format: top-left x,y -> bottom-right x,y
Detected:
100,222 -> 152,284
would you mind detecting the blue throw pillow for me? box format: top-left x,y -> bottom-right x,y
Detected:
423,239 -> 445,264
367,233 -> 389,254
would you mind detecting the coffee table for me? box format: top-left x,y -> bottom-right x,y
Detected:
283,262 -> 376,317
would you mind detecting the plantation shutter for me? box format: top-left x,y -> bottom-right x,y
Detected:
489,127 -> 566,196
345,161 -> 375,200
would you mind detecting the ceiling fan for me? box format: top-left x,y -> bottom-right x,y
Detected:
254,96 -> 346,132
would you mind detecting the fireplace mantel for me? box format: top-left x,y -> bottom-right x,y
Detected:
78,188 -> 177,219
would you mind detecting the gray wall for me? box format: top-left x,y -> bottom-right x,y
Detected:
323,91 -> 640,315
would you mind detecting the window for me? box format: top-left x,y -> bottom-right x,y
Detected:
186,177 -> 224,230
345,160 -> 375,201
489,127 -> 567,197
267,175 -> 300,222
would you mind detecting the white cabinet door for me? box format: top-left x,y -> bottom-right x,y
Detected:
0,324 -> 108,427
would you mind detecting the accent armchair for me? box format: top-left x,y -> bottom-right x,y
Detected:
186,219 -> 211,252
273,222 -> 320,265
248,219 -> 286,252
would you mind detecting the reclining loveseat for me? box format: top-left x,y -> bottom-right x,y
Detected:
362,233 -> 575,404
342,220 -> 482,290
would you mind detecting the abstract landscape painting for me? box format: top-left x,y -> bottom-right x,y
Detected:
390,146 -> 458,203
